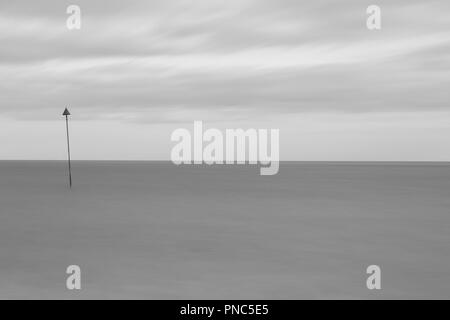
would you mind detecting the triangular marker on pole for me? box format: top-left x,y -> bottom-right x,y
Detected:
63,108 -> 71,116
63,108 -> 72,188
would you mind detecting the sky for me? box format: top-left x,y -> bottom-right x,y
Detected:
0,0 -> 449,160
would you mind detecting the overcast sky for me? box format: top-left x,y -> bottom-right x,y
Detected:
0,0 -> 449,160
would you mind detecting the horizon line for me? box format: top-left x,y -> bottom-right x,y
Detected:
0,160 -> 449,163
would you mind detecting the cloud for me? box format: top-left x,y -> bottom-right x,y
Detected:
0,0 -> 449,123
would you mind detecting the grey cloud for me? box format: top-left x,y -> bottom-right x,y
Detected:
0,0 -> 449,122
2,0 -> 450,60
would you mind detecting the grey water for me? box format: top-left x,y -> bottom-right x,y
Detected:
0,161 -> 449,299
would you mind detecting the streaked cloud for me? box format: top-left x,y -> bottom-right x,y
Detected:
1,0 -> 450,122
0,0 -> 449,160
